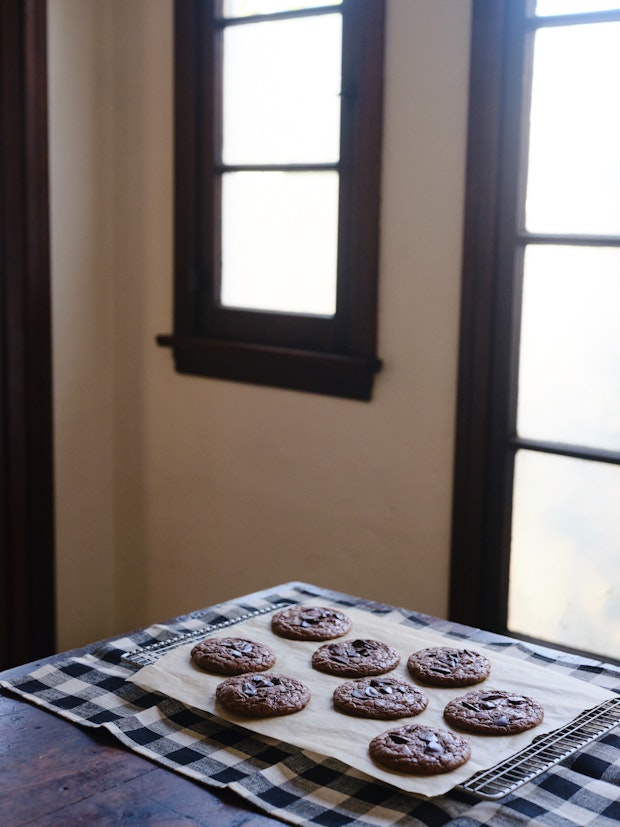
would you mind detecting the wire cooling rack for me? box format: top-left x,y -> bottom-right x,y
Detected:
121,600 -> 620,800
459,695 -> 620,799
121,600 -> 295,668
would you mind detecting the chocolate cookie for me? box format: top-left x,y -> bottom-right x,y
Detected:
369,724 -> 471,775
190,637 -> 276,676
215,673 -> 311,717
333,677 -> 428,720
407,646 -> 491,687
312,639 -> 401,677
271,605 -> 352,641
443,689 -> 544,734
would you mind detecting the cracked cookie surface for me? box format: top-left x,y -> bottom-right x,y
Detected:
333,677 -> 428,719
271,605 -> 352,641
444,689 -> 544,734
370,724 -> 471,775
312,639 -> 401,677
216,673 -> 311,717
190,637 -> 276,676
407,646 -> 491,687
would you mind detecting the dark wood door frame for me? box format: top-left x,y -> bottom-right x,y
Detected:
1,0 -> 55,668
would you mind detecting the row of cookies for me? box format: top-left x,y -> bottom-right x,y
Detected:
189,621 -> 485,690
271,604 -> 492,687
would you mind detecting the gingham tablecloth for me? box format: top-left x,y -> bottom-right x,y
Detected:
2,583 -> 620,827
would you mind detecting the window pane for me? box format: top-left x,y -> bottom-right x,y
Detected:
223,0 -> 341,18
509,451 -> 620,661
525,23 -> 620,235
221,171 -> 339,314
535,1 -> 620,15
517,246 -> 620,452
222,15 -> 342,164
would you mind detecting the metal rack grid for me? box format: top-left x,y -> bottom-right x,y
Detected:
459,696 -> 620,799
121,601 -> 294,668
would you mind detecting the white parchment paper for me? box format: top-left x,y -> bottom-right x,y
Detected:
128,600 -> 615,797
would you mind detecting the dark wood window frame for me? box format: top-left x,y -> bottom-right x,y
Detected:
157,0 -> 385,401
450,0 -> 620,661
1,0 -> 55,667
449,0 -> 525,634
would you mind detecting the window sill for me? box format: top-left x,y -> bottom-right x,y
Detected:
156,335 -> 381,401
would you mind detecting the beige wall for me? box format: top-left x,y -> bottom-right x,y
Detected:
49,0 -> 117,645
49,0 -> 472,651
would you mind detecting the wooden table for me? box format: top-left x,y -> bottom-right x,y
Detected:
1,657 -> 281,826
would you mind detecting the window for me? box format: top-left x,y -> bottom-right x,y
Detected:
451,0 -> 620,662
158,0 -> 385,400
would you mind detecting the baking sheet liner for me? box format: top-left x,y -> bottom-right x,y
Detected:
128,599 -> 615,797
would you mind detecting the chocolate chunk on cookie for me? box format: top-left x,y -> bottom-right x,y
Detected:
190,637 -> 275,676
271,605 -> 352,641
444,689 -> 544,734
312,639 -> 400,677
370,724 -> 471,775
333,677 -> 428,719
215,673 -> 310,717
407,646 -> 491,687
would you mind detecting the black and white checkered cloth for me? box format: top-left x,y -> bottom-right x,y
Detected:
2,583 -> 620,827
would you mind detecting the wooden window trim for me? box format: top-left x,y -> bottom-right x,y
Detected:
157,0 -> 385,400
449,0 -> 529,632
0,0 -> 55,666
